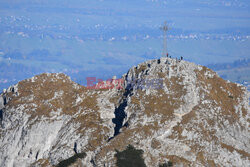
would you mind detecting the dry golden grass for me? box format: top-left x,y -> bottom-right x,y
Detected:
158,72 -> 165,78
4,73 -> 111,156
139,76 -> 186,119
7,73 -> 100,119
221,143 -> 250,159
135,64 -> 147,76
31,159 -> 51,167
207,160 -> 217,167
195,67 -> 247,124
151,138 -> 161,149
165,155 -> 191,166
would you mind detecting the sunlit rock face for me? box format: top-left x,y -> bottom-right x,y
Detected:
0,57 -> 249,167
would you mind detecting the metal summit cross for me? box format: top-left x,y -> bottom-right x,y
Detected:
160,21 -> 169,57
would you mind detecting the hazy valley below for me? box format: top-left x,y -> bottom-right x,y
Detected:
0,0 -> 250,91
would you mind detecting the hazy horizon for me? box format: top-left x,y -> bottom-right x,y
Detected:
0,0 -> 250,90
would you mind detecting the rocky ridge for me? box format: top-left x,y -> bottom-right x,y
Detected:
0,57 -> 249,167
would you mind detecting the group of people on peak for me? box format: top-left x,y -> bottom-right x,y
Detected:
166,53 -> 183,61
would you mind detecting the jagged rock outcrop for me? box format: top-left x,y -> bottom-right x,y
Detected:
0,73 -> 119,167
0,57 -> 249,167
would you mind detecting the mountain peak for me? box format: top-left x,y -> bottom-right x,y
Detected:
0,58 -> 249,167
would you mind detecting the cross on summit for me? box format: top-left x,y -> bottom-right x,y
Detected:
160,21 -> 169,57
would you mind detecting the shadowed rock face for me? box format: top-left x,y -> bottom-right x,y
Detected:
0,57 -> 249,167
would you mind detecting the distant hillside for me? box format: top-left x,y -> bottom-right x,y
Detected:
208,58 -> 250,70
208,58 -> 250,90
0,61 -> 42,92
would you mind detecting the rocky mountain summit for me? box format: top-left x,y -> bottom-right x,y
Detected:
0,57 -> 249,167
